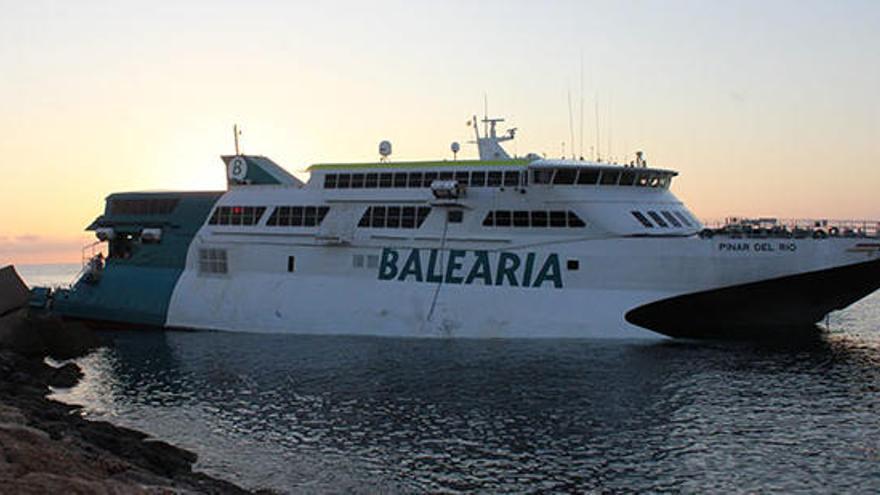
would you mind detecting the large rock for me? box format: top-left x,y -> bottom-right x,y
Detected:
0,265 -> 29,316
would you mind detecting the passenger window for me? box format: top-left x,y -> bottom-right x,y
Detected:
387,206 -> 401,228
400,207 -> 416,228
567,211 -> 587,227
439,171 -> 454,181
372,206 -> 386,227
337,174 -> 351,189
365,173 -> 379,188
530,211 -> 548,227
455,171 -> 470,186
504,171 -> 520,187
487,171 -> 503,187
393,173 -> 408,188
408,172 -> 424,188
379,173 -> 393,188
351,174 -> 365,188
483,211 -> 495,226
619,171 -> 636,186
324,174 -> 338,189
550,211 -> 567,227
495,210 -> 512,226
424,172 -> 439,186
553,169 -> 577,185
471,171 -> 487,186
448,210 -> 463,223
287,256 -> 296,273
513,210 -> 530,227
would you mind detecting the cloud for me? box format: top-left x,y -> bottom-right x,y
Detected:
15,235 -> 41,242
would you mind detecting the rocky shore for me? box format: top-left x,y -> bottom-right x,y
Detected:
0,272 -> 252,493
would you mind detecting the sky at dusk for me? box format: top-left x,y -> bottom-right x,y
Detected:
1,0 -> 878,264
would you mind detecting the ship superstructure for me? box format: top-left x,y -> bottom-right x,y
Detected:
47,116 -> 880,338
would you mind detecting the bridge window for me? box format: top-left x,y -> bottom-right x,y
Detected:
553,169 -> 577,185
533,169 -> 553,184
619,170 -> 636,186
600,170 -> 621,185
647,211 -> 668,227
631,211 -> 654,228
662,211 -> 682,227
674,211 -> 693,227
577,169 -> 599,185
209,206 -> 267,226
266,206 -> 330,227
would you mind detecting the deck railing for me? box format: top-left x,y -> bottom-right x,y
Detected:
699,218 -> 880,239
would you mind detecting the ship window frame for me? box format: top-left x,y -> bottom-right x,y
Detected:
455,171 -> 470,186
324,174 -> 338,189
448,210 -> 464,223
337,174 -> 351,189
533,169 -> 554,184
424,172 -> 439,186
567,211 -> 587,228
513,210 -> 530,227
439,171 -> 454,181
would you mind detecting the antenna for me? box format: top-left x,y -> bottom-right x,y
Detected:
607,95 -> 613,163
579,51 -> 585,160
233,124 -> 242,155
594,93 -> 601,162
567,87 -> 575,162
483,93 -> 489,138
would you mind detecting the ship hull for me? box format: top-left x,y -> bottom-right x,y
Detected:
159,237 -> 880,339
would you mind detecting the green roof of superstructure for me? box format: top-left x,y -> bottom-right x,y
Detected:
307,158 -> 531,171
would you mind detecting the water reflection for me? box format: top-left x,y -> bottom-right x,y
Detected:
55,309 -> 880,493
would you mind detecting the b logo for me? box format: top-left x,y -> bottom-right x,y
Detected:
228,157 -> 248,181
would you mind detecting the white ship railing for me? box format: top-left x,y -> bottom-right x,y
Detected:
699,218 -> 880,239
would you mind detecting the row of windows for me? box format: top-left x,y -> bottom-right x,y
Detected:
482,210 -> 587,228
208,206 -> 267,226
532,168 -> 671,188
630,210 -> 694,229
357,206 -> 432,229
109,198 -> 179,216
325,170 -> 524,189
266,206 -> 331,227
323,168 -> 673,190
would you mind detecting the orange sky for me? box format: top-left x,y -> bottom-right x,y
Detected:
2,1 -> 878,265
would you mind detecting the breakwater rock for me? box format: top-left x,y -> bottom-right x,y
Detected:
0,272 -> 253,493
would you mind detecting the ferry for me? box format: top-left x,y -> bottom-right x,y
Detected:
43,116 -> 880,339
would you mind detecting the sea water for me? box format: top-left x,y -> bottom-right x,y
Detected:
21,264 -> 880,493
